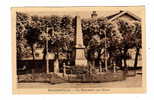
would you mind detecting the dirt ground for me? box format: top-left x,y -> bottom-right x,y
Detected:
17,74 -> 142,89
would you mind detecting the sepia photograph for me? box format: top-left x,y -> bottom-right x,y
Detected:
12,6 -> 146,94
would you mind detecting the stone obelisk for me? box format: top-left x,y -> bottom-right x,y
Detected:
74,16 -> 88,67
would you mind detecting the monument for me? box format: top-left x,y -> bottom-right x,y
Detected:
74,16 -> 88,68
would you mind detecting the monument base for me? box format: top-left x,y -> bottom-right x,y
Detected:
75,48 -> 88,67
74,60 -> 88,74
75,59 -> 88,67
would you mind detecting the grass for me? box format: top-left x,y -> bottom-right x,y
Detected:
18,70 -> 126,84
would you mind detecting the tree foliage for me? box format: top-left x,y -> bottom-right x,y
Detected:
16,12 -> 142,69
16,12 -> 75,60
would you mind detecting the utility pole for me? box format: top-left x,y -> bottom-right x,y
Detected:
39,27 -> 50,74
104,31 -> 108,71
45,27 -> 50,74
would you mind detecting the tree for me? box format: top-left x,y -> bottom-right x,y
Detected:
133,21 -> 142,69
50,16 -> 74,62
25,26 -> 41,60
16,13 -> 76,73
16,12 -> 31,59
82,17 -> 121,71
39,15 -> 62,61
117,19 -> 138,68
38,15 -> 75,73
97,18 -> 121,70
25,26 -> 41,73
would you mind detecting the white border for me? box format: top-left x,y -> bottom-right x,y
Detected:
0,0 -> 153,100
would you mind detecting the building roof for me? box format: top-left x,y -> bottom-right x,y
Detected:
106,10 -> 141,22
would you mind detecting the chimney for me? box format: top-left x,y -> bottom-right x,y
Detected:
91,11 -> 98,19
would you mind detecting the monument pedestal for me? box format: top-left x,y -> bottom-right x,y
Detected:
75,47 -> 87,67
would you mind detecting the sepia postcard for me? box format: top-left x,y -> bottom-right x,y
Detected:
12,6 -> 146,94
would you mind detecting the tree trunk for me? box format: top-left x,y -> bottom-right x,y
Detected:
91,60 -> 95,74
99,61 -> 102,72
123,48 -> 128,74
31,45 -> 35,74
89,60 -> 95,75
134,47 -> 140,70
123,49 -> 128,68
54,58 -> 59,73
42,41 -> 48,73
119,49 -> 123,68
31,45 -> 35,61
124,59 -> 127,68
54,52 -> 59,73
43,44 -> 46,61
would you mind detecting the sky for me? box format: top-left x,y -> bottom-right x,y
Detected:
14,6 -> 145,19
